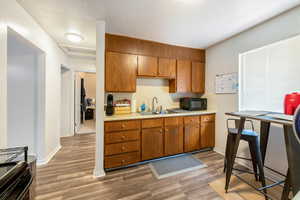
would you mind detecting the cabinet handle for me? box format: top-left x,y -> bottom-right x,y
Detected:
122,160 -> 125,163
122,146 -> 125,150
160,129 -> 163,133
165,128 -> 169,132
122,124 -> 126,128
121,135 -> 125,140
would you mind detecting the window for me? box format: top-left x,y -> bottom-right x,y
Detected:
239,35 -> 300,112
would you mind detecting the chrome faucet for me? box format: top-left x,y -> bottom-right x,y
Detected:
152,97 -> 158,113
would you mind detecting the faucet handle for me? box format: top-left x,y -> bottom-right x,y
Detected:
159,105 -> 162,113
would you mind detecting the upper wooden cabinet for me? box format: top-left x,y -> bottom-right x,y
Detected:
106,34 -> 205,62
158,58 -> 176,78
192,62 -> 205,93
176,60 -> 192,92
137,56 -> 158,77
105,34 -> 206,93
105,52 -> 137,92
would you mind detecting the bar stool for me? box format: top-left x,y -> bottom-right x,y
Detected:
224,119 -> 267,197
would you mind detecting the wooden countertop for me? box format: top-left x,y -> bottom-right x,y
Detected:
104,110 -> 216,121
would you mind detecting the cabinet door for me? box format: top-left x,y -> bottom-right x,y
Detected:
137,55 -> 158,76
164,125 -> 184,156
200,122 -> 215,148
105,52 -> 137,92
184,124 -> 200,152
177,60 -> 191,92
192,62 -> 205,93
158,58 -> 176,78
142,128 -> 164,160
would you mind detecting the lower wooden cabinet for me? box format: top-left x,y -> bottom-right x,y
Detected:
200,115 -> 215,148
184,123 -> 200,152
105,141 -> 140,156
104,152 -> 140,169
142,128 -> 164,160
164,117 -> 184,156
164,126 -> 184,156
104,114 -> 215,169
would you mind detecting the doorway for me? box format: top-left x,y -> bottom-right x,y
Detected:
7,28 -> 45,158
75,72 -> 96,134
60,66 -> 74,137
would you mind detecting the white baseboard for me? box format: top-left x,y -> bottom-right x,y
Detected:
37,145 -> 61,166
93,168 -> 106,178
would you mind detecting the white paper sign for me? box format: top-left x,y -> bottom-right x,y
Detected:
215,73 -> 238,94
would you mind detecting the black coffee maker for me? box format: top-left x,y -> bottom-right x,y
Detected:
106,94 -> 114,116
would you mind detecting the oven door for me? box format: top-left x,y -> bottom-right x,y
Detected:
0,162 -> 32,200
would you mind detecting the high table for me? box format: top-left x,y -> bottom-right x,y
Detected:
225,111 -> 300,199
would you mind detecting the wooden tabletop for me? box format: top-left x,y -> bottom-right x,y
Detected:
225,111 -> 293,126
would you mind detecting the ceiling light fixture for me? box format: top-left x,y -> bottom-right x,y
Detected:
65,33 -> 84,43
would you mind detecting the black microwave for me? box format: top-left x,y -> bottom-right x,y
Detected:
180,98 -> 207,111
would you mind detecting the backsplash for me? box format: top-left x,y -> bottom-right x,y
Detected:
105,78 -> 202,112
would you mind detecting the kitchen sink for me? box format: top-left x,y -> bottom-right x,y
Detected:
139,110 -> 176,116
139,112 -> 155,116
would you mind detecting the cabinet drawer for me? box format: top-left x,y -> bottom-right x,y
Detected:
142,118 -> 163,129
105,130 -> 140,144
105,120 -> 140,132
105,141 -> 140,156
104,151 -> 140,168
164,117 -> 183,127
201,115 -> 215,123
184,116 -> 200,125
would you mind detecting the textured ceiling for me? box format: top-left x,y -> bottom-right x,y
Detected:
18,0 -> 300,49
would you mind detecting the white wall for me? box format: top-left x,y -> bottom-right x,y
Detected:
1,0 -> 68,164
69,57 -> 96,72
7,42 -> 38,155
107,78 -> 201,112
0,25 -> 8,149
61,68 -> 74,137
206,6 -> 300,177
94,21 -> 106,177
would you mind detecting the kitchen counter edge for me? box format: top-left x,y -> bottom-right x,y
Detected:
104,110 -> 216,122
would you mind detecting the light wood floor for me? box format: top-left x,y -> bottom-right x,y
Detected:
35,134 -> 225,200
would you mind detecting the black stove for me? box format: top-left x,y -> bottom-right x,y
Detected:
0,147 -> 32,200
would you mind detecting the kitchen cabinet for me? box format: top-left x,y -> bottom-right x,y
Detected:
106,33 -> 205,62
164,117 -> 184,156
200,115 -> 215,148
104,120 -> 141,169
158,58 -> 176,78
106,34 -> 206,94
142,128 -> 164,160
174,60 -> 192,93
105,152 -> 140,169
192,62 -> 205,93
105,141 -> 140,156
105,52 -> 137,92
141,118 -> 164,160
104,114 -> 215,169
141,118 -> 163,129
137,55 -> 158,77
184,116 -> 200,152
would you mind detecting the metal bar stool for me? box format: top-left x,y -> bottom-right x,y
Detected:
224,118 -> 267,199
